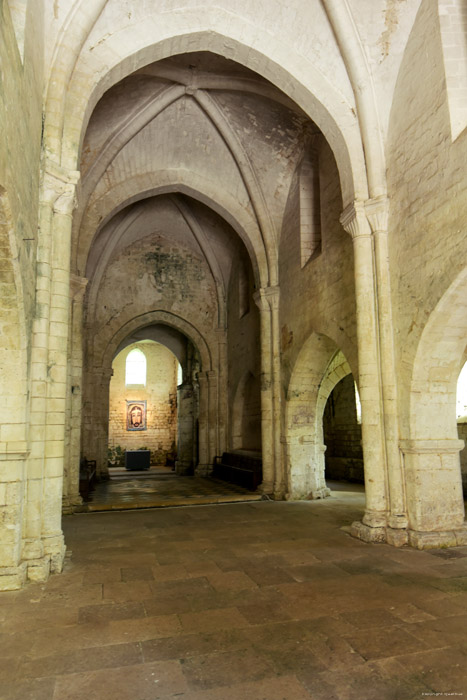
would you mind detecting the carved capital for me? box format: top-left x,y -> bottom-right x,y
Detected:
254,285 -> 280,312
340,200 -> 371,239
365,196 -> 389,234
70,274 -> 88,301
41,159 -> 80,212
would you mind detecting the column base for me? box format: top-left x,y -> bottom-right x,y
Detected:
62,493 -> 83,514
408,525 -> 467,550
350,520 -> 467,549
175,461 -> 193,476
27,555 -> 52,583
0,563 -> 27,591
309,487 -> 331,500
259,480 -> 274,496
194,463 -> 213,477
350,520 -> 387,543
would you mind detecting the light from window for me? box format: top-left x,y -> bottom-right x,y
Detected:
456,362 -> 467,420
177,362 -> 183,386
125,348 -> 146,385
354,382 -> 362,424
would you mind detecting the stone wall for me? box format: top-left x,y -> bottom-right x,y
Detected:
387,0 -> 467,437
323,375 -> 363,483
108,342 -> 178,464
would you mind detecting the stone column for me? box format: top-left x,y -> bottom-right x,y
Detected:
176,381 -> 194,475
92,367 -> 113,479
196,372 -> 209,475
366,197 -> 408,544
207,370 -> 218,469
63,275 -> 88,512
340,201 -> 388,541
41,168 -> 80,574
23,161 -> 79,582
216,328 -> 228,456
263,286 -> 284,498
253,289 -> 274,494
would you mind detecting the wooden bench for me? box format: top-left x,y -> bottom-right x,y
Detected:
213,450 -> 262,491
79,458 -> 97,500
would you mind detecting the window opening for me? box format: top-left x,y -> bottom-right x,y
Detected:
125,348 -> 146,385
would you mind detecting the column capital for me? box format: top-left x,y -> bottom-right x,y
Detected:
93,366 -> 113,382
340,200 -> 371,239
41,159 -> 80,213
253,285 -> 280,311
365,195 -> 389,234
70,274 -> 88,301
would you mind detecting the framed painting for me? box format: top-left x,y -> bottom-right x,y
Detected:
126,400 -> 147,431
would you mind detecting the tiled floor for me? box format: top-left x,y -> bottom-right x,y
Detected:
85,468 -> 262,511
2,485 -> 467,699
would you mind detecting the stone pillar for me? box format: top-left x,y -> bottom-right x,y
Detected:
401,439 -> 467,548
196,372 -> 209,475
93,367 -> 113,479
264,286 -> 284,498
285,436 -> 330,500
63,275 -> 88,513
41,169 -> 80,574
216,328 -> 228,456
253,289 -> 274,494
207,370 -> 218,468
340,201 -> 388,541
366,197 -> 408,544
176,381 -> 194,475
23,161 -> 79,582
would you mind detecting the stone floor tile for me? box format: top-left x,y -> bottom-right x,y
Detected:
142,628 -> 250,662
287,562 -> 352,583
385,602 -> 436,623
305,634 -> 367,671
340,607 -> 402,629
300,664 -> 433,700
174,674 -> 313,699
103,581 -> 153,602
206,570 -> 258,592
52,660 -> 189,700
407,614 -> 467,648
0,677 -> 56,700
78,601 -> 146,624
144,594 -> 192,616
243,565 -> 296,586
20,641 -> 142,678
121,566 -> 155,582
82,566 -> 123,584
151,563 -> 189,581
178,606 -> 250,633
343,625 -> 429,660
179,647 -> 276,690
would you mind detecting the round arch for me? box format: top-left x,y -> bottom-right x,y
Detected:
284,332 -> 354,499
50,19 -> 368,204
404,267 -> 467,534
101,310 -> 213,374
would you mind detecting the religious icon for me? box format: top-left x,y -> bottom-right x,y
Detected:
126,401 -> 147,431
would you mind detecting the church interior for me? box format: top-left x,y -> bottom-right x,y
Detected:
1,0 -> 467,697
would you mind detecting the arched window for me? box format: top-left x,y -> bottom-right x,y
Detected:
125,348 -> 146,385
457,361 -> 467,420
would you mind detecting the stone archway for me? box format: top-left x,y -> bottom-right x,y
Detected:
403,267 -> 467,546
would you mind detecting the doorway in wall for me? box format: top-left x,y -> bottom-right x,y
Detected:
323,374 -> 363,486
